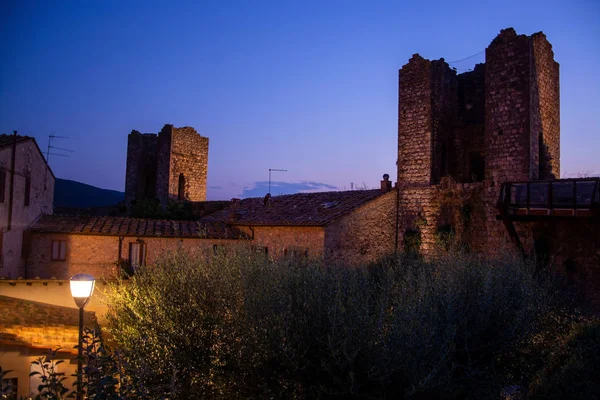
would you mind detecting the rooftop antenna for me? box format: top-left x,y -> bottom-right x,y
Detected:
268,168 -> 287,194
46,134 -> 73,164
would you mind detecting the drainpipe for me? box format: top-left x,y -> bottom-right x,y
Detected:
117,236 -> 124,277
7,131 -> 17,231
394,184 -> 400,258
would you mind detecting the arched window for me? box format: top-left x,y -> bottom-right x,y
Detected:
178,173 -> 185,200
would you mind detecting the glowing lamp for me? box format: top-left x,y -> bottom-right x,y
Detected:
70,274 -> 95,308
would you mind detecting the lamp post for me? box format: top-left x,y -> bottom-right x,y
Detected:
70,274 -> 95,400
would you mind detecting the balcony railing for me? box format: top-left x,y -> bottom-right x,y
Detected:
498,178 -> 600,218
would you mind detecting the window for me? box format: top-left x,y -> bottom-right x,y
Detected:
251,245 -> 269,258
178,173 -> 185,200
0,170 -> 5,203
51,240 -> 67,261
24,176 -> 31,206
285,246 -> 308,259
213,244 -> 225,255
129,241 -> 146,269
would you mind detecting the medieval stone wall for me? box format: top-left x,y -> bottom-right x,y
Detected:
324,190 -> 396,265
124,131 -> 157,205
430,60 -> 459,184
167,126 -> 209,203
531,32 -> 560,179
485,28 -> 536,184
398,55 -> 433,185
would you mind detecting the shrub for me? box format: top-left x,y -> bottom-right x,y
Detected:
103,249 -> 574,398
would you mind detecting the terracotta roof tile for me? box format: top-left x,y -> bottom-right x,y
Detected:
32,215 -> 246,239
202,189 -> 390,226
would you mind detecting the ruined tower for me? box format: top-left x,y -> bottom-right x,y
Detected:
125,124 -> 209,207
396,28 -> 560,255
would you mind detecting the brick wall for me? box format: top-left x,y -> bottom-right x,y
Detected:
325,190 -> 396,265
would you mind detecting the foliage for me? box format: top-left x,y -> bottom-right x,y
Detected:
1,366 -> 17,399
101,249 -> 598,399
129,198 -> 163,219
29,349 -> 70,399
1,250 -> 597,398
129,198 -> 193,220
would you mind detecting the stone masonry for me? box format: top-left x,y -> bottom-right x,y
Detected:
125,124 -> 209,207
397,28 -> 561,257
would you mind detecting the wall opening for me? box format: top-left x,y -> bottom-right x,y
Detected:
468,151 -> 485,182
178,173 -> 185,201
403,229 -> 421,256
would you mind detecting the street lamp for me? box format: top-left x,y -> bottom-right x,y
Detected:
70,274 -> 95,400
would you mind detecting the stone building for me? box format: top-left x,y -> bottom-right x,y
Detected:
0,133 -> 54,278
125,124 -> 209,207
26,215 -> 245,279
203,179 -> 397,266
396,28 -> 599,306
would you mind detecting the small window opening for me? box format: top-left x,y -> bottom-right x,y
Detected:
468,151 -> 485,182
51,240 -> 67,261
178,173 -> 185,200
129,241 -> 146,270
403,229 -> 421,256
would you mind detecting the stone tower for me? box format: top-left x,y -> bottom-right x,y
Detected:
124,124 -> 209,208
396,28 -> 560,256
397,28 -> 559,187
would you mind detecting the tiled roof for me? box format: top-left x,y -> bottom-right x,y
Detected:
202,189 -> 390,226
32,215 -> 246,239
0,134 -> 30,148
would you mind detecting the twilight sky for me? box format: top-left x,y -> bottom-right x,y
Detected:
1,0 -> 599,200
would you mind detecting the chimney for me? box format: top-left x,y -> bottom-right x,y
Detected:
380,174 -> 392,192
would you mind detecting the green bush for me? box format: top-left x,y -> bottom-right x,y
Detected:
103,249 -> 583,399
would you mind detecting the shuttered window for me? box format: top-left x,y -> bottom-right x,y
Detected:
129,242 -> 146,270
51,240 -> 67,261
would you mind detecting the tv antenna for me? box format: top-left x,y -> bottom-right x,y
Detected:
268,168 -> 287,194
46,134 -> 74,164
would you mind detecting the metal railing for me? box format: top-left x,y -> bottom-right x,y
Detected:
498,177 -> 600,216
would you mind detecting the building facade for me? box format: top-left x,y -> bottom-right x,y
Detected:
0,134 -> 54,278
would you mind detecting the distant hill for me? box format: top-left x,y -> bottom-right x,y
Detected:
54,178 -> 124,208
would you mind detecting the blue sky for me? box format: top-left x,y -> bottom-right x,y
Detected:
1,0 -> 598,200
